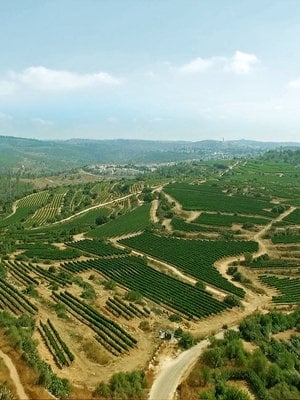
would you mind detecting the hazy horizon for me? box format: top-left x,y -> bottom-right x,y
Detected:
1,1 -> 300,142
2,133 -> 300,144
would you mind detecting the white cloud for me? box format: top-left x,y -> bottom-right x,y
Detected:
178,51 -> 259,76
227,51 -> 259,74
179,57 -> 214,74
0,66 -> 120,94
288,78 -> 300,88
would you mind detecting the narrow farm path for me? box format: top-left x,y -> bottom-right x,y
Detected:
0,349 -> 29,400
150,199 -> 160,223
252,206 -> 296,256
1,199 -> 19,220
215,206 -> 296,278
51,192 -> 141,225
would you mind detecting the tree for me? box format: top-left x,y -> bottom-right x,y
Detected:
95,215 -> 108,225
179,332 -> 195,350
94,381 -> 111,398
201,347 -> 226,368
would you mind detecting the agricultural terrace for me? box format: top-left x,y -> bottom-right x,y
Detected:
67,239 -> 129,257
270,232 -> 300,244
89,203 -> 151,239
61,256 -> 228,319
0,206 -> 35,228
171,217 -> 216,233
30,207 -> 111,239
25,190 -> 67,226
53,291 -> 137,356
164,182 -> 275,217
120,232 -> 259,296
194,212 -> 270,227
227,160 -> 300,206
260,275 -> 300,304
39,319 -> 74,368
17,190 -> 49,208
0,278 -> 37,315
16,243 -> 82,260
281,208 -> 300,224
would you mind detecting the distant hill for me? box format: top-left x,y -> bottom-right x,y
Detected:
0,135 -> 299,174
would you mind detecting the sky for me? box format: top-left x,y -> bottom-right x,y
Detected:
0,0 -> 300,142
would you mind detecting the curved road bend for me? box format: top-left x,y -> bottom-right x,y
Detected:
149,338 -> 211,400
149,329 -> 236,400
0,349 -> 29,400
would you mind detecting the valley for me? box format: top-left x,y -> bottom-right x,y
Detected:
0,147 -> 299,399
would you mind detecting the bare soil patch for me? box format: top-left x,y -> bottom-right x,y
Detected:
272,329 -> 299,341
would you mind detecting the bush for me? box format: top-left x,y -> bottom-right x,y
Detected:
168,314 -> 182,323
224,295 -> 241,307
139,320 -> 150,331
125,290 -> 142,303
94,370 -> 146,399
174,328 -> 183,338
103,280 -> 116,290
195,280 -> 206,290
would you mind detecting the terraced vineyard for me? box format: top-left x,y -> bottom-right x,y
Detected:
0,206 -> 35,227
67,239 -> 128,257
27,207 -> 111,241
39,319 -> 74,368
25,190 -> 67,226
249,256 -> 299,269
17,190 -> 49,208
17,243 -> 82,260
282,208 -> 300,224
260,275 -> 300,303
194,212 -> 270,227
0,279 -> 37,315
164,182 -> 275,217
62,256 -> 229,319
270,232 -> 300,244
53,291 -> 137,355
89,203 -> 151,239
5,260 -> 40,285
106,296 -> 149,320
171,217 -> 216,233
120,232 -> 258,296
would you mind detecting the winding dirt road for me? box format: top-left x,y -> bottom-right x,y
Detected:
0,349 -> 29,400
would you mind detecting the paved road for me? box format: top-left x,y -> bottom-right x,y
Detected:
0,349 -> 29,400
149,330 -> 235,400
149,338 -> 211,400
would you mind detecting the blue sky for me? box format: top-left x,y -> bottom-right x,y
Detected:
0,0 -> 300,142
